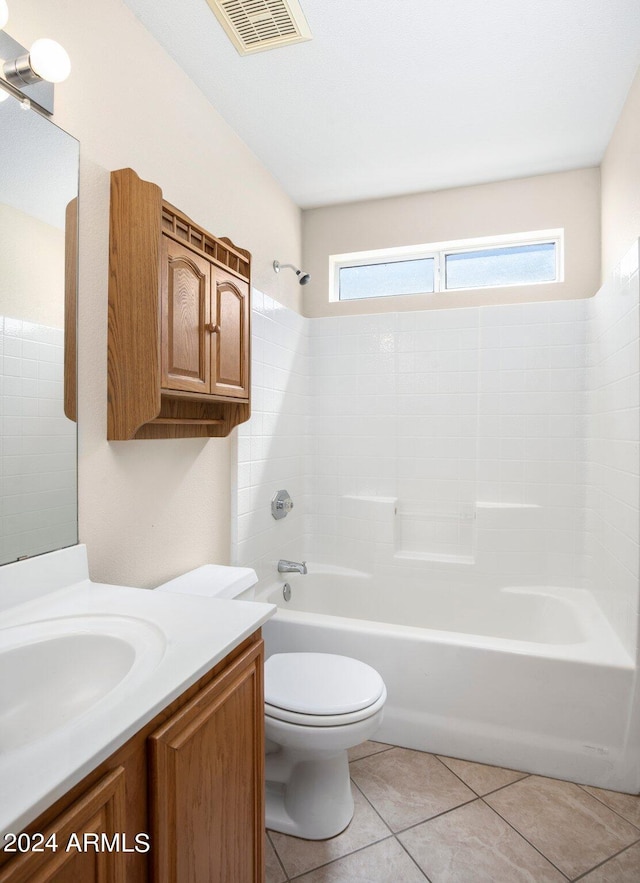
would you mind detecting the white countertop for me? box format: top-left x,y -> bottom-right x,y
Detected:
0,547 -> 275,838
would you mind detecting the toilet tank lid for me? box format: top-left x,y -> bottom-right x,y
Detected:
155,564 -> 258,600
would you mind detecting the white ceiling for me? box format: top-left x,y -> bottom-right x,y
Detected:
124,0 -> 640,209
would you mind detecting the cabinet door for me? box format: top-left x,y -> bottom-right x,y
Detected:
161,236 -> 211,394
149,640 -> 264,883
0,768 -> 126,883
210,269 -> 250,399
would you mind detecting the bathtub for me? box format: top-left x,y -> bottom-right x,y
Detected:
243,566 -> 637,791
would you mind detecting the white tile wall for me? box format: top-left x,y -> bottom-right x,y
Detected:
234,252 -> 639,655
0,317 -> 77,563
231,292 -> 309,581
306,301 -> 591,584
585,242 -> 640,657
475,299 -> 589,584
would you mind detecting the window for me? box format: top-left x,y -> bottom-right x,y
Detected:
445,242 -> 557,290
339,258 -> 434,300
330,230 -> 563,302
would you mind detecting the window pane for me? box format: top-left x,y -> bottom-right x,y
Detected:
339,258 -> 435,300
445,242 -> 556,290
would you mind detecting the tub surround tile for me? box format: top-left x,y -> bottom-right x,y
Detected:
265,834 -> 287,883
348,740 -> 393,762
399,799 -> 566,883
292,836 -> 427,882
581,785 -> 640,829
268,785 -> 392,878
579,842 -> 640,882
349,748 -> 475,833
437,755 -> 529,795
485,776 -> 640,879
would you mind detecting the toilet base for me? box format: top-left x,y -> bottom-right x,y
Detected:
264,695 -> 385,840
265,746 -> 354,840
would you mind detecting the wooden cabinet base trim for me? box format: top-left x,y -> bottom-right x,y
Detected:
150,418 -> 225,426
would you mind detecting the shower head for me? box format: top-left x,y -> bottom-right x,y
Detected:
273,260 -> 311,286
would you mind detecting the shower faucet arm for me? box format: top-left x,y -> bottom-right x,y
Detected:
277,559 -> 308,574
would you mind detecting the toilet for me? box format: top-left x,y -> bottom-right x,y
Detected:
155,565 -> 387,840
264,651 -> 386,839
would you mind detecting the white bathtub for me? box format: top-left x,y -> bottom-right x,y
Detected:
244,566 -> 638,790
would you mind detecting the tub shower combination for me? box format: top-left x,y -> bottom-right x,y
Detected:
242,567 -> 637,792
237,252 -> 640,793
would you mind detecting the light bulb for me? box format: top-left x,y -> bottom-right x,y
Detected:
0,1 -> 8,30
29,38 -> 71,83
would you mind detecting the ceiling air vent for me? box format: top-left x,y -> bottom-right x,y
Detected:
207,0 -> 312,55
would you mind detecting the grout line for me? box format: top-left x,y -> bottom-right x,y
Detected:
474,773 -> 532,798
394,834 -> 432,882
349,776 -> 395,837
286,835 -> 397,881
266,829 -> 290,882
571,836 -> 640,881
393,796 -> 480,837
269,778 -> 395,880
348,743 -> 396,764
431,753 -> 534,799
480,797 -> 571,880
574,782 -> 640,833
430,754 -> 483,796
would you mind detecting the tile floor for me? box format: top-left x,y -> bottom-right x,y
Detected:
265,741 -> 640,882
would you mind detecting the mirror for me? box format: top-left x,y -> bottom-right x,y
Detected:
0,95 -> 79,564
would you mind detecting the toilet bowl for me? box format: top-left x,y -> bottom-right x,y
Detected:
154,567 -> 387,841
264,652 -> 386,840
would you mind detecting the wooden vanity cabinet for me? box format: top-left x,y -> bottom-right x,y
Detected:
0,769 -> 127,883
0,633 -> 265,883
108,168 -> 251,440
149,636 -> 264,883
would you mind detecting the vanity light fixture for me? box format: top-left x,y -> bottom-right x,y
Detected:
3,37 -> 70,87
273,260 -> 311,286
0,24 -> 70,114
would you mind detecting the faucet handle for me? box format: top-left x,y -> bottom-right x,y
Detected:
272,490 -> 294,520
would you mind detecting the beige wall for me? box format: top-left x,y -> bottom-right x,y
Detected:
601,67 -> 640,277
0,205 -> 64,328
302,168 -> 601,317
9,0 -> 301,587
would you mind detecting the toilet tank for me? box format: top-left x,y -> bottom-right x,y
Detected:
155,564 -> 258,600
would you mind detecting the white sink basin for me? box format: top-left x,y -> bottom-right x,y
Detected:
0,615 -> 166,752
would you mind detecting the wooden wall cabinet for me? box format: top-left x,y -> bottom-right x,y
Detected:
108,168 -> 251,440
0,634 -> 265,883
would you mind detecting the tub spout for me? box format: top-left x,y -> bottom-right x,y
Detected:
278,559 -> 307,575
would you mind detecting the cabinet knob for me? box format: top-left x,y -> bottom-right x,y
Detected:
206,323 -> 220,333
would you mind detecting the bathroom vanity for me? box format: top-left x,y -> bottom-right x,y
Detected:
0,547 -> 274,883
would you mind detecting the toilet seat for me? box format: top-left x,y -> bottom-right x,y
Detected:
265,688 -> 387,727
264,652 -> 386,726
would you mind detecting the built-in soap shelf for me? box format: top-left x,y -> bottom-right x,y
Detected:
338,496 -> 542,565
394,500 -> 476,565
476,502 -> 541,510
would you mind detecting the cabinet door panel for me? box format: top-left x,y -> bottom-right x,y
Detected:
0,768 -> 126,883
211,270 -> 250,399
161,237 -> 211,394
149,641 -> 264,883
